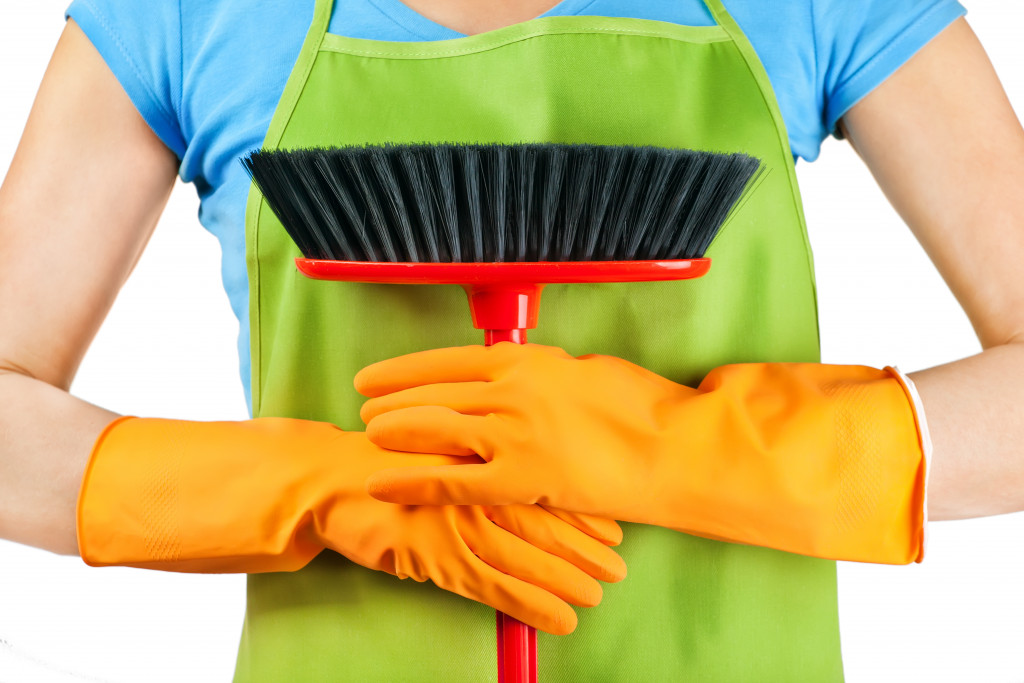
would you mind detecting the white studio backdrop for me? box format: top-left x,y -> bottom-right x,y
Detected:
1,1 -> 1022,681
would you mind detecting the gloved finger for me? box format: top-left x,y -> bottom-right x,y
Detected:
360,381 -> 494,424
485,505 -> 627,583
366,406 -> 493,458
355,343 -> 574,397
460,508 -> 603,609
355,345 -> 504,397
540,506 -> 624,547
366,462 -> 523,506
441,549 -> 579,636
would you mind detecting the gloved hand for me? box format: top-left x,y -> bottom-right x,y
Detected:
355,343 -> 930,564
77,416 -> 627,634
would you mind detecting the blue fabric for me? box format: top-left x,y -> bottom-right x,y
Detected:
65,0 -> 966,412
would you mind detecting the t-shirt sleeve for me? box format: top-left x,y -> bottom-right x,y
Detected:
815,0 -> 966,137
66,0 -> 186,158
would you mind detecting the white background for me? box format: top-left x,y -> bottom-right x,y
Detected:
1,1 -> 1023,681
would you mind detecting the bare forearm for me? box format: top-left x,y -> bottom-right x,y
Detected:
834,20 -> 1024,523
0,370 -> 117,554
0,22 -> 178,554
911,343 -> 1024,521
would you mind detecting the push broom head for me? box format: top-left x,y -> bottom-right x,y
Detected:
241,142 -> 761,264
243,142 -> 762,343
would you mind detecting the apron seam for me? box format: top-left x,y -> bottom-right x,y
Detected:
320,25 -> 730,58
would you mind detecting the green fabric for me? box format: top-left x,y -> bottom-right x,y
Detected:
237,0 -> 842,680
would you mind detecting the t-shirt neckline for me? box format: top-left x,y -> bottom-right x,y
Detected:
364,0 -> 601,39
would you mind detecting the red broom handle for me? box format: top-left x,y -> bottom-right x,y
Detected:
485,328 -> 527,345
472,285 -> 540,683
484,322 -> 536,683
496,610 -> 537,683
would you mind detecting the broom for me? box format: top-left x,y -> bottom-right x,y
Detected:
242,141 -> 761,683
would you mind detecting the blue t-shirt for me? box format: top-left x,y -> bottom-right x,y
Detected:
65,0 -> 965,412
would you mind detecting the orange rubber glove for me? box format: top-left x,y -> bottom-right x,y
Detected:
77,416 -> 627,634
355,343 -> 930,564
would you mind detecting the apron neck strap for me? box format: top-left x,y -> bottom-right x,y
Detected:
701,0 -> 737,30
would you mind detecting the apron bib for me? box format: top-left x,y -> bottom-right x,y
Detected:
238,0 -> 842,679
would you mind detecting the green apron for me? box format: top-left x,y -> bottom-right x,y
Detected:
239,0 -> 843,679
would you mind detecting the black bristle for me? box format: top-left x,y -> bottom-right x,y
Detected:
242,151 -> 316,258
348,149 -> 399,262
510,145 -> 536,262
426,145 -> 460,262
535,145 -> 567,261
458,145 -> 484,262
578,145 -> 625,261
597,147 -> 650,260
318,149 -> 375,260
623,148 -> 676,260
368,146 -> 419,262
242,142 -> 761,264
647,152 -> 704,260
482,144 -> 509,263
302,153 -> 355,260
397,146 -> 440,262
557,145 -> 595,260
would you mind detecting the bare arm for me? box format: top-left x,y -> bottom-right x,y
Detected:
0,20 -> 179,553
839,17 -> 1024,521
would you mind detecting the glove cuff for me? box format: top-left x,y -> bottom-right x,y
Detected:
662,362 -> 929,564
77,415 -> 140,566
884,366 -> 933,562
77,416 -> 335,573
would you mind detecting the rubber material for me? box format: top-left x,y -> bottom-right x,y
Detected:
358,346 -> 928,564
76,415 -> 626,635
